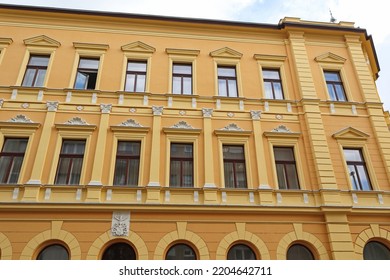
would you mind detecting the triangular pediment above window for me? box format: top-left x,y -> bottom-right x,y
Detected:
315,52 -> 346,64
24,35 -> 61,48
332,127 -> 369,140
210,47 -> 242,59
121,41 -> 156,53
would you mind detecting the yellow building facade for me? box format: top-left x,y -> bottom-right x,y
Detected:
0,4 -> 390,260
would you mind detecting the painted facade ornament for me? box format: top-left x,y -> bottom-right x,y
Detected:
119,119 -> 143,127
100,103 -> 112,114
46,101 -> 59,112
202,108 -> 213,118
0,99 -> 4,108
8,114 -> 33,123
171,120 -> 194,129
111,211 -> 130,237
152,105 -> 163,116
250,110 -> 262,120
129,108 -> 137,113
272,125 -> 292,133
21,103 -> 29,109
64,117 -> 88,125
76,106 -> 84,111
221,123 -> 243,131
227,112 -> 234,118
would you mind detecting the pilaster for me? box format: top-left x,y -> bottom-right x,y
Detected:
147,106 -> 163,187
324,211 -> 356,259
288,31 -> 338,194
251,110 -> 269,188
202,108 -> 216,188
26,101 -> 58,186
88,104 -> 111,186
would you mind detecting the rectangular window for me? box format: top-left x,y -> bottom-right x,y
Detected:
324,71 -> 347,101
343,148 -> 372,191
125,61 -> 147,92
172,63 -> 192,95
0,138 -> 28,184
22,55 -> 50,87
263,69 -> 284,99
74,58 -> 99,90
218,66 -> 238,97
113,141 -> 141,186
55,140 -> 85,185
223,145 -> 247,188
274,147 -> 300,190
170,143 -> 193,187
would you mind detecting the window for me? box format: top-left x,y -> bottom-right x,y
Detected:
54,140 -> 85,185
0,138 -> 28,184
125,61 -> 147,92
170,143 -> 193,187
165,244 -> 196,260
113,141 -> 140,186
287,244 -> 314,260
324,71 -> 347,101
227,244 -> 256,260
102,242 -> 136,260
274,147 -> 300,190
172,63 -> 192,94
218,66 -> 238,97
343,148 -> 372,191
263,69 -> 284,99
22,55 -> 50,87
74,58 -> 99,90
363,241 -> 390,260
223,145 -> 247,188
37,244 -> 69,260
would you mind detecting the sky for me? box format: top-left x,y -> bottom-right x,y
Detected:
1,0 -> 389,110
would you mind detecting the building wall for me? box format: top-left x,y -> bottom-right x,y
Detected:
0,6 -> 390,260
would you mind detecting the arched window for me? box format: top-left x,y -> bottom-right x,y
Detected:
363,241 -> 390,260
102,242 -> 136,260
37,244 -> 69,260
227,244 -> 256,260
165,243 -> 196,260
287,244 -> 314,260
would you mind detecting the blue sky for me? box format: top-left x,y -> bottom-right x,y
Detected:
1,0 -> 389,110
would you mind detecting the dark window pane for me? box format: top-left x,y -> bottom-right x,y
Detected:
55,140 -> 85,185
363,241 -> 390,260
274,147 -> 294,161
113,141 -> 141,186
343,148 -> 372,191
125,61 -> 147,92
102,242 -> 136,260
287,244 -> 314,260
0,138 -> 28,184
223,145 -> 247,188
22,55 -> 50,87
170,143 -> 193,187
324,71 -> 347,101
74,58 -> 99,90
227,244 -> 256,260
166,244 -> 196,260
37,244 -> 69,260
274,147 -> 300,190
223,146 -> 245,160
